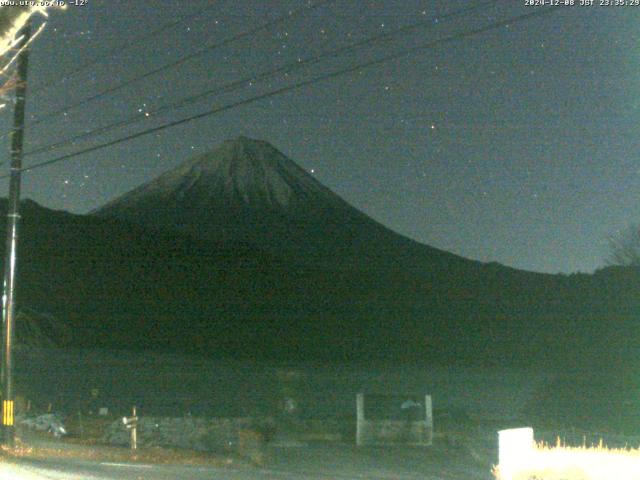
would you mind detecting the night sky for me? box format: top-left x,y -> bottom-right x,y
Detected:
0,0 -> 637,274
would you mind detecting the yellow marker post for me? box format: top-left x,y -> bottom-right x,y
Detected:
2,400 -> 14,426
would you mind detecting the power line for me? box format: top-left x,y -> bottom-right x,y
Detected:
23,0 -> 498,158
2,0 -> 334,140
15,7 -> 555,176
29,4 -> 218,95
2,8 -> 557,179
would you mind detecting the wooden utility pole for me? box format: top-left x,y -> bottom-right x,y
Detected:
1,21 -> 31,447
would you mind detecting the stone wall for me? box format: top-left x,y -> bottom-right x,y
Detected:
104,415 -> 350,452
104,416 -> 260,452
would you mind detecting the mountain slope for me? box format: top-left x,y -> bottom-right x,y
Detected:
85,137 -> 640,366
2,198 -> 636,367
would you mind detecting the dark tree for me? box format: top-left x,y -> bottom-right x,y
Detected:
607,225 -> 640,267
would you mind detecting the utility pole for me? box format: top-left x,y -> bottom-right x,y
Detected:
1,21 -> 31,447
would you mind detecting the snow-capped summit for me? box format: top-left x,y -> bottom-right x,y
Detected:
96,136 -> 343,216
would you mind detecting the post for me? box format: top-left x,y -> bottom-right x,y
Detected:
122,406 -> 139,449
77,411 -> 84,439
1,21 -> 31,448
497,427 -> 535,480
424,394 -> 433,445
131,405 -> 137,451
356,393 -> 364,446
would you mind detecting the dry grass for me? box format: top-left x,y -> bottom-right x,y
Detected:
493,439 -> 640,480
0,429 -> 235,468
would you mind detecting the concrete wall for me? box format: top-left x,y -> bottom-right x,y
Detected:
356,419 -> 432,446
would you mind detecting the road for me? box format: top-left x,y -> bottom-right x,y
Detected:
0,445 -> 492,480
0,458 -> 439,480
0,442 -> 495,479
1,458 -> 311,480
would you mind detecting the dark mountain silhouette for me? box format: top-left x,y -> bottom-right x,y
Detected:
0,137 -> 635,371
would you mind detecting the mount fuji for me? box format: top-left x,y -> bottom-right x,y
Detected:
93,136 -> 467,270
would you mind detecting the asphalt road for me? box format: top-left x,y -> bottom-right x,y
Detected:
0,442 -> 495,479
0,458 -> 434,480
0,458 -> 313,480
